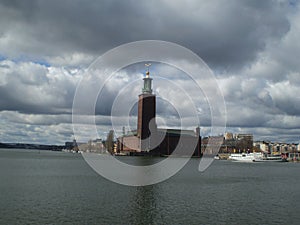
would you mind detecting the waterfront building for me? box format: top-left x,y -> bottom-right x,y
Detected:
224,132 -> 234,140
202,136 -> 225,154
117,68 -> 201,157
219,133 -> 254,153
253,141 -> 271,153
235,133 -> 253,152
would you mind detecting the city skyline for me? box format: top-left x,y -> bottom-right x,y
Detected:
1,0 -> 300,144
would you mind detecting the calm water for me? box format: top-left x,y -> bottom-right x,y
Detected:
0,149 -> 299,225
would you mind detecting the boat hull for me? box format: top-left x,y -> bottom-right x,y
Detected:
253,157 -> 283,162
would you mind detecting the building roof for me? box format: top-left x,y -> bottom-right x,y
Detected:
157,128 -> 195,136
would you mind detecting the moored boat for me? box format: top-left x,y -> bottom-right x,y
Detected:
228,152 -> 262,162
252,154 -> 284,162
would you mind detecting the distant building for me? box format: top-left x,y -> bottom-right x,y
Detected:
64,139 -> 79,152
224,132 -> 234,140
235,134 -> 253,152
253,141 -> 299,154
65,139 -> 79,151
220,133 -> 254,153
77,138 -> 105,153
201,136 -> 224,154
253,141 -> 270,153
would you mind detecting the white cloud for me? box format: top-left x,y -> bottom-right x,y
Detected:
46,52 -> 95,67
0,60 -> 82,113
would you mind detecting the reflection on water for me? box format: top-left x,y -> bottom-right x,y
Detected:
115,155 -> 164,166
130,185 -> 157,225
126,157 -> 159,224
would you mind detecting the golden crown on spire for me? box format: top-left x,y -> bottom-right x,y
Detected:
145,63 -> 151,78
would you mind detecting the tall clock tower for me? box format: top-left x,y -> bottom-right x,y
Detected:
137,67 -> 156,151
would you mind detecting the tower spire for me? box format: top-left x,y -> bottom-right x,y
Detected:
145,63 -> 151,78
142,63 -> 153,94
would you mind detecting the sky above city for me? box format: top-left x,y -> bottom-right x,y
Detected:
1,0 -> 300,144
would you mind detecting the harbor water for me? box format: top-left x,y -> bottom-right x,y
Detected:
0,148 -> 299,225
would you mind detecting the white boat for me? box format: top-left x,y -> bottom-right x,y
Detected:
228,152 -> 262,162
214,155 -> 220,160
252,154 -> 283,162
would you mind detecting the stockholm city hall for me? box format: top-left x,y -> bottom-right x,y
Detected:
117,66 -> 202,157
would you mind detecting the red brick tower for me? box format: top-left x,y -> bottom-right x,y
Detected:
137,66 -> 156,151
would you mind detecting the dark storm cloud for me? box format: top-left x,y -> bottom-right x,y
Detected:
0,0 -> 290,70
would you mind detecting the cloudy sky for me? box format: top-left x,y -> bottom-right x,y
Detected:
1,0 -> 300,144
